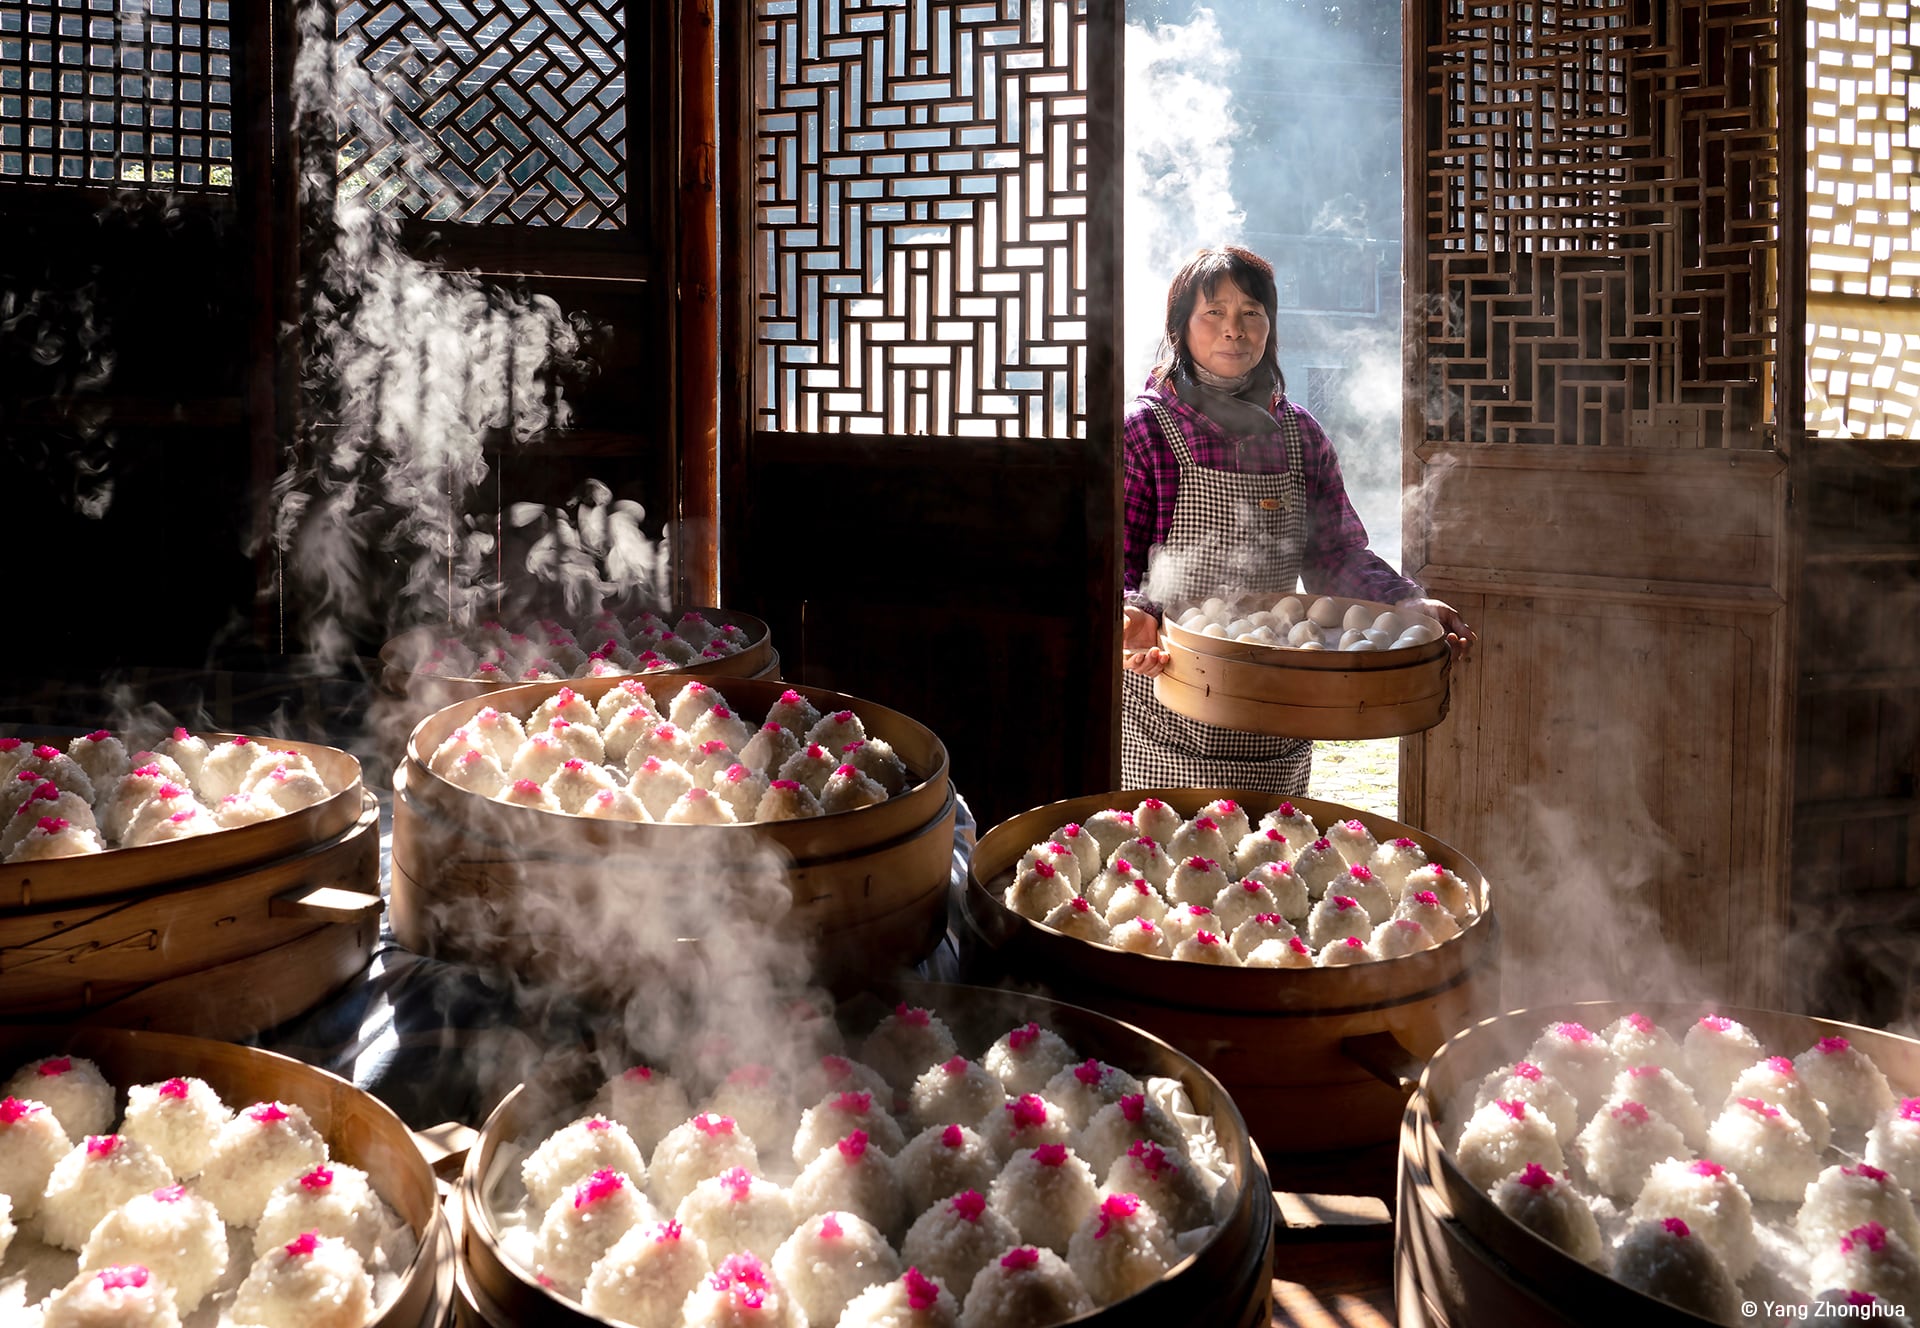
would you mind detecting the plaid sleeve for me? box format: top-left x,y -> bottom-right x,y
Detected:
1122,398 -> 1176,615
1293,404 -> 1424,604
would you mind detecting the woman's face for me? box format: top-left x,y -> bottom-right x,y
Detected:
1183,277 -> 1270,380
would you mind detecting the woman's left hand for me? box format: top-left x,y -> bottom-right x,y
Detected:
1398,596 -> 1476,663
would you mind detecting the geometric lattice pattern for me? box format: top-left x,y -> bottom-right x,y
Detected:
1805,0 -> 1920,439
0,0 -> 234,187
334,0 -> 627,228
753,0 -> 1090,438
1420,0 -> 1779,447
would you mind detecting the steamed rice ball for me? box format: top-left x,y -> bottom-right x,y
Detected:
1453,1099 -> 1566,1194
1232,827 -> 1294,878
1473,1063 -> 1579,1146
42,1134 -> 176,1250
900,1189 -> 1018,1303
6,1054 -> 115,1141
1166,821 -> 1231,873
862,1005 -> 960,1092
231,1231 -> 374,1328
1336,865 -> 1393,923
1065,1191 -> 1177,1305
683,1251 -> 803,1327
1369,837 -> 1430,894
1210,877 -> 1281,934
1109,836 -> 1172,888
1488,1164 -> 1602,1264
798,1054 -> 893,1107
982,1024 -> 1078,1100
795,1090 -> 905,1167
676,1165 -> 796,1263
1074,1093 -> 1189,1177
1228,911 -> 1296,959
1041,896 -> 1111,943
121,1076 -> 229,1179
593,1065 -> 694,1157
1393,890 -> 1461,942
773,1210 -> 901,1327
41,1264 -> 183,1328
1611,1064 -> 1709,1149
1043,1061 -> 1145,1134
1571,1098 -> 1690,1201
1103,1140 -> 1213,1233
1305,894 -> 1371,950
1524,1022 -> 1619,1115
537,1168 -> 655,1294
1727,1055 -> 1833,1152
897,1123 -> 1000,1217
1796,1035 -> 1897,1136
989,1143 -> 1100,1256
1004,860 -> 1075,922
584,1216 -> 714,1328
1683,1014 -> 1766,1110
1317,935 -> 1371,966
0,1094 -> 71,1218
705,1066 -> 800,1166
1291,838 -> 1347,899
958,1245 -> 1092,1328
1129,798 -> 1182,845
1603,1012 -> 1686,1076
910,1057 -> 1008,1133
254,1163 -> 384,1263
1867,1099 -> 1920,1193
1705,1096 -> 1820,1203
1800,1163 -> 1920,1260
1612,1217 -> 1742,1324
652,1114 -> 760,1213
1630,1157 -> 1757,1279
1246,936 -> 1316,968
1810,1221 -> 1920,1315
1371,917 -> 1435,959
522,1115 -> 649,1214
791,1130 -> 905,1239
837,1267 -> 959,1328
78,1184 -> 227,1312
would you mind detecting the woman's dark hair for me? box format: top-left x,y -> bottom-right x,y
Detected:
1157,245 -> 1284,392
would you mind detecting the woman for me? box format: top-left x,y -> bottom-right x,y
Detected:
1121,245 -> 1473,793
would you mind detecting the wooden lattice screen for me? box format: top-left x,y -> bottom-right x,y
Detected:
1418,0 -> 1779,448
333,0 -> 628,228
1806,0 -> 1919,440
0,0 -> 234,188
750,0 -> 1092,439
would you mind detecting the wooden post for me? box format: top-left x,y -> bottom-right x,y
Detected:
678,0 -> 720,607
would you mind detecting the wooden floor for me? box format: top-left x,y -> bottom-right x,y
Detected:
1268,1143 -> 1400,1327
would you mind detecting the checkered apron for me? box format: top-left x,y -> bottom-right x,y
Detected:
1121,396 -> 1314,794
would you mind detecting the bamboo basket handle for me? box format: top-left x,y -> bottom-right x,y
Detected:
269,884 -> 384,924
1341,1030 -> 1427,1096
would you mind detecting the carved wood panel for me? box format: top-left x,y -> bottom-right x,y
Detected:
0,0 -> 234,187
750,0 -> 1092,439
1417,0 -> 1780,448
1805,0 -> 1919,440
332,0 -> 629,228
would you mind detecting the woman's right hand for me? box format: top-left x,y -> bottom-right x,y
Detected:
1122,606 -> 1170,677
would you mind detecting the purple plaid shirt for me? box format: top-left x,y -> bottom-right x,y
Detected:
1123,375 -> 1421,615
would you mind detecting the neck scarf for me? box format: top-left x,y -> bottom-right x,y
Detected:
1172,361 -> 1280,440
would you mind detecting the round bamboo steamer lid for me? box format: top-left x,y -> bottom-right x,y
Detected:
389,676 -> 954,991
454,980 -> 1274,1328
1156,595 -> 1451,739
0,1025 -> 454,1327
1399,1002 -> 1920,1327
0,733 -> 366,910
959,788 -> 1501,1156
0,790 -> 383,1040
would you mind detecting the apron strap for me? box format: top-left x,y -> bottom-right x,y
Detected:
1147,399 -> 1197,469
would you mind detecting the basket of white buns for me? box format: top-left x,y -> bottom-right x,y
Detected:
1155,594 -> 1451,740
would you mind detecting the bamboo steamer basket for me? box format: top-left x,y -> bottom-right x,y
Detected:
379,607 -> 780,708
390,676 -> 955,991
0,737 -> 382,1040
0,734 -> 366,909
959,789 -> 1500,1158
0,1025 -> 454,1327
453,981 -> 1274,1328
1398,1001 -> 1920,1328
1156,595 -> 1451,739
